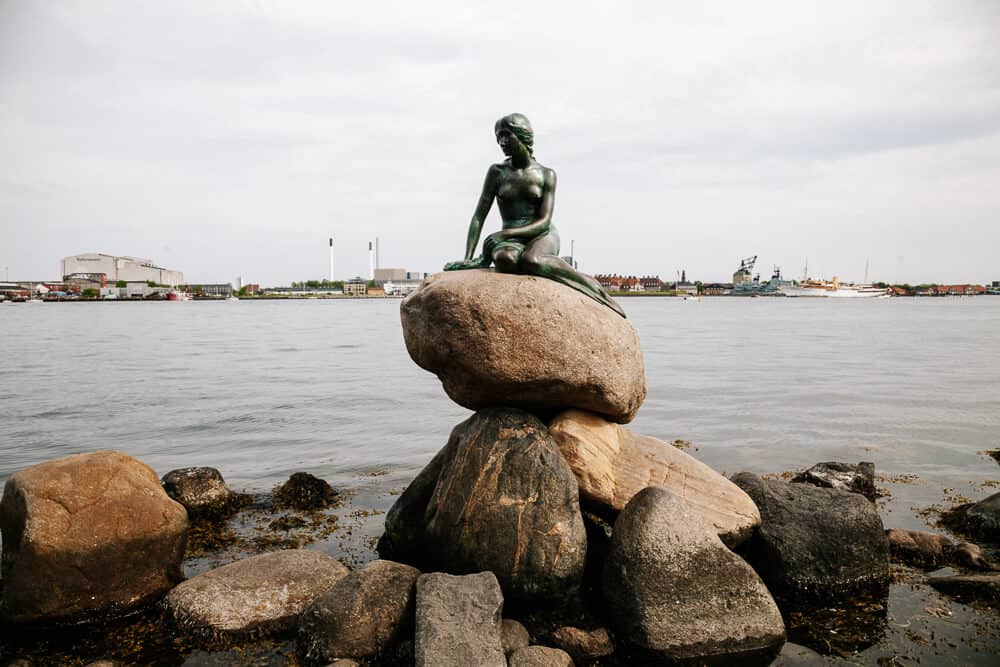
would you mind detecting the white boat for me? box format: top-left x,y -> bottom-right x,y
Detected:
782,277 -> 888,298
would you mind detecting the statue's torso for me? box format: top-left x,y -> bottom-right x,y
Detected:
496,163 -> 551,229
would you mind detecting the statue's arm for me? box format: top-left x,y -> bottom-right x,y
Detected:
503,168 -> 556,240
462,165 -> 501,261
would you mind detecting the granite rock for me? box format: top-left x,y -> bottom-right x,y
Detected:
602,486 -> 785,663
0,451 -> 188,624
508,645 -> 575,667
732,473 -> 890,603
400,270 -> 646,423
164,550 -> 348,638
298,559 -> 420,664
414,572 -> 506,667
549,409 -> 760,547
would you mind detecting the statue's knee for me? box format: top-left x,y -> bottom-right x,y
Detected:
494,249 -> 519,272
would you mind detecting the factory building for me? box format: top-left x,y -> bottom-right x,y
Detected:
60,253 -> 184,286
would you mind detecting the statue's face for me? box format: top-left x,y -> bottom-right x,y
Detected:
496,128 -> 519,156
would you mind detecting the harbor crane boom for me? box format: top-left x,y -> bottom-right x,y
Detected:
739,255 -> 757,273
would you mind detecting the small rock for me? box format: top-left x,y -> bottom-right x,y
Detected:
161,467 -> 236,517
603,486 -> 785,662
770,641 -> 825,665
508,645 -> 575,666
298,559 -> 421,664
274,472 -> 339,510
501,619 -> 531,657
414,572 -> 506,667
550,409 -> 760,547
953,542 -> 997,570
550,626 -> 614,661
941,492 -> 1000,543
927,573 -> 1000,601
83,662 -> 116,667
732,472 -> 890,603
400,269 -> 646,423
886,529 -> 953,567
791,462 -> 876,502
0,451 -> 188,624
324,660 -> 360,667
164,550 -> 348,638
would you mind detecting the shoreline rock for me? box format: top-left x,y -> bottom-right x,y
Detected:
732,473 -> 890,604
602,486 -> 786,663
1,451 -> 188,625
163,550 -> 349,640
414,571 -> 506,667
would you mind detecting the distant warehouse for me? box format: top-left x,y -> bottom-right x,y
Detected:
61,253 -> 184,286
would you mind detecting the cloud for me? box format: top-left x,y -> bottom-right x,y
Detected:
1,1 -> 998,284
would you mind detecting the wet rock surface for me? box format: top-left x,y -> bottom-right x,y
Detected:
501,618 -> 531,657
297,559 -> 420,664
273,472 -> 340,511
382,409 -> 587,601
414,571 -> 506,667
161,467 -> 239,518
887,528 -> 953,567
400,269 -> 646,423
164,549 -> 349,639
508,645 -> 575,666
941,492 -> 1000,543
731,472 -> 890,603
791,461 -> 876,502
550,626 -> 614,661
549,409 -> 760,547
927,572 -> 1000,602
602,486 -> 785,663
953,541 -> 998,570
0,450 -> 188,624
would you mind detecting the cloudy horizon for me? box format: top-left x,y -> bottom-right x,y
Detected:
2,1 -> 998,286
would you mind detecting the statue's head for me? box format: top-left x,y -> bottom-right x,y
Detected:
495,113 -> 534,157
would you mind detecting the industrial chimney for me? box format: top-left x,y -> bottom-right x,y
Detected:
329,237 -> 334,282
368,241 -> 374,281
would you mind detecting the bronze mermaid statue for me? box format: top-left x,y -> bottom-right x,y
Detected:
444,113 -> 626,318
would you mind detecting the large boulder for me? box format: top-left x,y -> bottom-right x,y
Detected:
414,571 -> 506,667
164,550 -> 349,639
549,409 -> 760,547
0,451 -> 188,624
602,486 -> 785,663
381,409 -> 588,601
298,559 -> 421,664
400,270 -> 646,423
731,473 -> 890,603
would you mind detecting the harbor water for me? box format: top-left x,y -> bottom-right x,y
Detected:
1,296 -> 998,663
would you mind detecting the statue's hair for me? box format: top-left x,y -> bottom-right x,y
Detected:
495,113 -> 534,156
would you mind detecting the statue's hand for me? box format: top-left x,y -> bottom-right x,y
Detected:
444,257 -> 486,271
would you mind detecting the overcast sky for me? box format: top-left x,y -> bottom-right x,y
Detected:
2,1 -> 998,286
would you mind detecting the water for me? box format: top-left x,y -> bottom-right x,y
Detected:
3,298 -> 997,508
1,297 -> 999,663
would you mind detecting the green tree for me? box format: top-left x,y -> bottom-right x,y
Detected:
81,288 -> 99,299
115,280 -> 127,288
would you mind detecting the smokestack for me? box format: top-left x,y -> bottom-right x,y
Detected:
375,237 -> 380,271
329,237 -> 334,282
368,241 -> 374,281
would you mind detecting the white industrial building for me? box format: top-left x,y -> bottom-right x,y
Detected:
61,253 -> 184,286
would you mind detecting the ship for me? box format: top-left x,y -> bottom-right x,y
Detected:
781,277 -> 889,298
